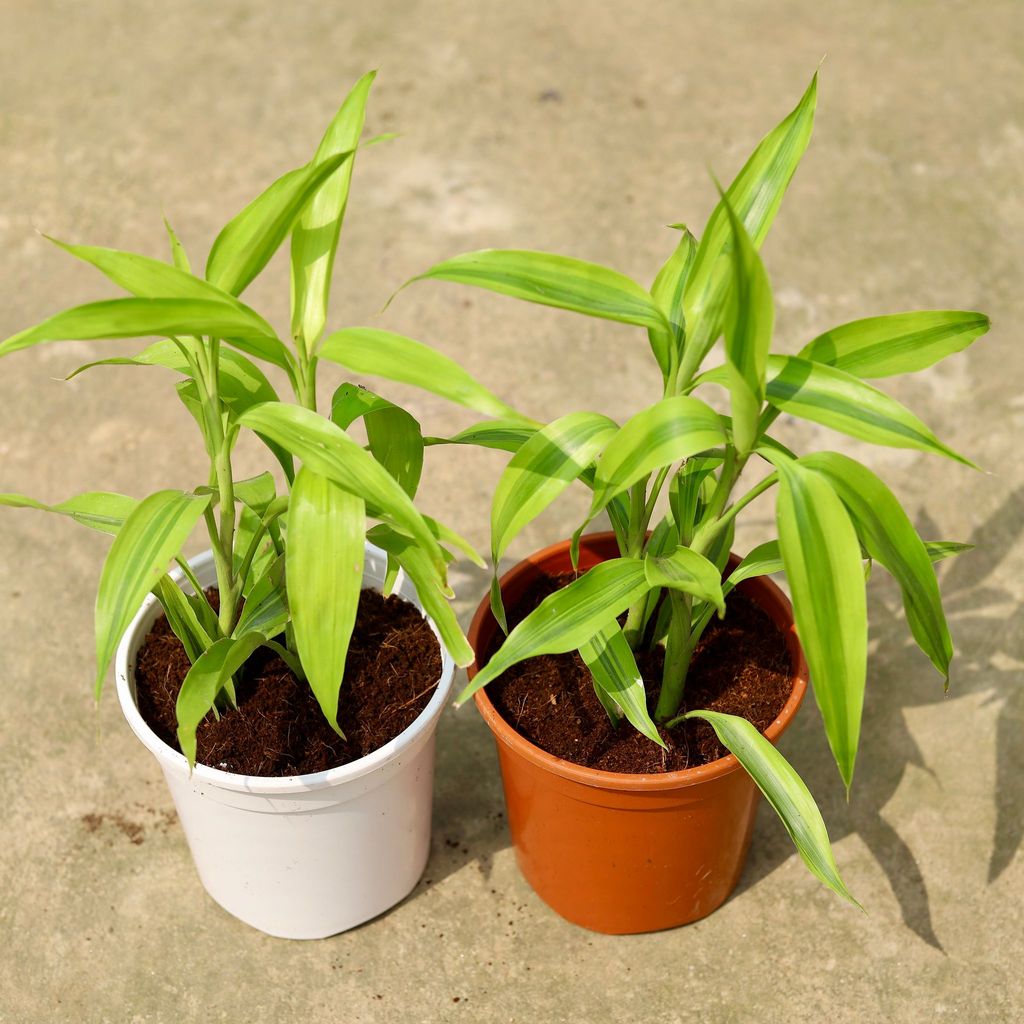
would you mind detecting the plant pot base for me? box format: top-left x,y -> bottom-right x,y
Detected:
469,533 -> 808,935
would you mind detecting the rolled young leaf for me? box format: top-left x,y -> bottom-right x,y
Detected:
459,558 -> 650,701
0,490 -> 137,536
406,249 -> 669,331
680,73 -> 817,378
176,632 -> 268,768
236,402 -> 447,578
206,151 -> 353,297
721,193 -> 773,455
94,489 -> 210,696
319,328 -> 524,421
799,452 -> 953,681
765,355 -> 976,466
799,310 -> 990,378
287,468 -> 366,734
684,709 -> 858,905
291,71 -> 376,353
770,456 -> 866,793
647,225 -> 698,379
163,215 -> 191,272
578,622 -> 666,748
586,396 -> 725,521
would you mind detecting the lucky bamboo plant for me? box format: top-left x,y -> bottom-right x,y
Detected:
380,73 -> 987,901
0,72 -> 504,765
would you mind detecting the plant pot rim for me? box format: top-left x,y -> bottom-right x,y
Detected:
115,544 -> 456,796
469,531 -> 808,793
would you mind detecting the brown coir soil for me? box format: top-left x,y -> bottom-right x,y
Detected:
486,573 -> 793,774
134,588 -> 441,776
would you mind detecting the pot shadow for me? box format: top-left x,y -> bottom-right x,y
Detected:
413,558 -> 514,893
732,483 -> 1024,952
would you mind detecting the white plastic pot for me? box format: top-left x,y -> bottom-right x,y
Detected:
115,545 -> 455,940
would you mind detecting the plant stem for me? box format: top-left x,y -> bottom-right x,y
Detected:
656,591 -> 694,720
691,471 -> 778,557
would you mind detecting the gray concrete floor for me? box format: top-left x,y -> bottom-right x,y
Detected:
1,1 -> 1022,1021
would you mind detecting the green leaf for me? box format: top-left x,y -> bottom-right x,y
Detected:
685,709 -> 858,905
586,396 -> 725,520
233,555 -> 289,638
0,490 -> 137,535
0,298 -> 284,362
771,457 -> 866,793
721,193 -> 773,454
459,557 -> 650,701
369,525 -> 474,667
152,574 -> 215,663
236,402 -> 447,579
800,310 -> 990,378
800,452 -> 953,681
680,73 -> 817,377
330,382 -> 424,498
319,328 -> 523,420
163,215 -> 191,272
407,249 -> 669,331
724,541 -> 783,594
644,546 -> 725,615
925,540 -> 973,563
765,355 -> 976,466
291,71 -> 376,352
287,468 -> 366,733
206,151 -> 353,297
176,632 -> 267,768
647,225 -> 698,378
423,515 -> 486,569
94,490 -> 210,697
578,622 -> 665,748
233,472 -> 278,517
425,418 -> 538,454
492,411 -> 617,564
45,237 -> 277,337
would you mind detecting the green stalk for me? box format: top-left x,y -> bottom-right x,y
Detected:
656,590 -> 695,720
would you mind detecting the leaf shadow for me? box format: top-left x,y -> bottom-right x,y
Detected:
732,482 -> 1024,950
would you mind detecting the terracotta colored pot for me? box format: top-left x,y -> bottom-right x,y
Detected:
468,531 -> 808,934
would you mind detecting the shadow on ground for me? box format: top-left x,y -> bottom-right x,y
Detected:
734,483 -> 1024,951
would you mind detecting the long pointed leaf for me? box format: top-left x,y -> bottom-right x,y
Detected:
460,558 -> 650,701
369,525 -> 474,667
291,72 -> 376,351
586,396 -> 725,520
206,151 -> 353,297
765,355 -> 975,466
800,310 -> 990,378
236,402 -> 447,578
685,709 -> 858,905
771,457 -> 866,793
319,328 -> 523,420
680,73 -> 817,376
800,452 -> 952,681
721,194 -> 773,454
153,574 -> 215,663
0,298 -> 284,361
579,622 -> 665,748
94,490 -> 210,696
407,249 -> 669,331
0,490 -> 137,536
176,632 -> 267,767
287,468 -> 365,733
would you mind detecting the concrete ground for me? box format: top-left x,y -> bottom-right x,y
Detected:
1,1 -> 1021,1020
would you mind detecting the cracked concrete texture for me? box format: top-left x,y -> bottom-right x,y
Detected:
1,1 -> 1022,1021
